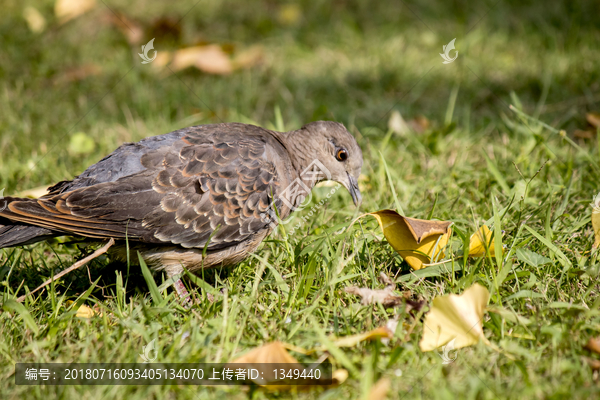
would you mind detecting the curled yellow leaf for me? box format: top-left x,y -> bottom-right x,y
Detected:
419,283 -> 489,352
468,225 -> 496,257
368,210 -> 452,270
76,304 -> 97,318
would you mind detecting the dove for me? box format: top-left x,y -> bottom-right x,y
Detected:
0,121 -> 363,301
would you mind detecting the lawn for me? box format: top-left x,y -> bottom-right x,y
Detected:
2,0 -> 600,398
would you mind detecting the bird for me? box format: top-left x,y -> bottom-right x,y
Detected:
0,121 -> 363,301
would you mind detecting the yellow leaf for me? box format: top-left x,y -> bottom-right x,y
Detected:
369,377 -> 391,400
229,342 -> 339,390
330,326 -> 393,349
230,341 -> 300,364
468,225 -> 497,257
170,45 -> 233,74
55,0 -> 96,24
419,283 -> 489,352
591,192 -> 600,249
76,304 -> 96,318
368,210 -> 452,270
23,7 -> 46,33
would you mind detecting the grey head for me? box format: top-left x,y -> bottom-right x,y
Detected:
279,121 -> 363,207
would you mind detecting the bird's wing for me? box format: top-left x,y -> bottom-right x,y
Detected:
3,124 -> 285,250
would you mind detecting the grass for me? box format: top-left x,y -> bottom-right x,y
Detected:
2,0 -> 600,398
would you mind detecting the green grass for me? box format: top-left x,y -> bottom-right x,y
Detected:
2,0 -> 600,398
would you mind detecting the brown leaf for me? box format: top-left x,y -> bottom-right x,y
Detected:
345,272 -> 407,308
369,377 -> 391,400
367,210 -> 452,270
170,45 -> 233,74
53,64 -> 102,84
574,129 -> 595,140
408,115 -> 430,133
585,337 -> 600,354
232,46 -> 265,70
586,113 -> 600,129
230,341 -> 300,364
55,0 -> 96,24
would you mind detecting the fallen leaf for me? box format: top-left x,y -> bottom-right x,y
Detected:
574,129 -> 595,140
345,272 -> 407,307
408,115 -> 430,133
468,225 -> 497,257
368,210 -> 452,270
230,341 -> 299,364
419,283 -> 489,352
388,110 -> 410,135
585,337 -> 600,354
53,64 -> 102,84
170,45 -> 233,74
586,113 -> 600,129
591,192 -> 600,249
232,46 -> 265,70
229,342 -> 329,390
76,304 -> 97,318
17,185 -> 50,198
55,0 -> 96,24
332,369 -> 348,385
369,377 -> 391,400
586,358 -> 600,370
331,326 -> 394,348
23,6 -> 46,33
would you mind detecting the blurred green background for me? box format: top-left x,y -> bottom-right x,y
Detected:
1,0 -> 598,191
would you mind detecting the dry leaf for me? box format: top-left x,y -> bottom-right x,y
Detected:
76,304 -> 97,318
586,358 -> 600,370
331,326 -> 394,348
170,45 -> 233,74
229,342 -> 329,390
591,192 -> 600,249
369,377 -> 391,400
232,46 -> 265,70
408,115 -> 430,133
586,113 -> 600,129
419,283 -> 489,352
55,0 -> 96,24
17,185 -> 49,198
23,7 -> 46,33
585,337 -> 600,354
574,129 -> 595,140
468,225 -> 497,257
53,64 -> 102,84
230,341 -> 299,364
388,110 -> 410,135
332,369 -> 348,385
345,272 -> 407,307
368,210 -> 452,270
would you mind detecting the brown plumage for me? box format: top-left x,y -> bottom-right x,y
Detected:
0,121 -> 363,297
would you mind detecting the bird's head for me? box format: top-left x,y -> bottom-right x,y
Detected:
291,121 -> 363,208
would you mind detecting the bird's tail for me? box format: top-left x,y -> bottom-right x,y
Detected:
0,197 -> 57,248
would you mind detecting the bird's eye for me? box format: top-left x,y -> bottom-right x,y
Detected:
336,148 -> 348,162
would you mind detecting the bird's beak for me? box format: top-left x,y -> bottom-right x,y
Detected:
347,173 -> 362,208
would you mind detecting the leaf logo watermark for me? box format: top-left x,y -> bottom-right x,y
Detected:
0,188 -> 6,212
437,338 -> 458,364
139,339 -> 158,363
440,38 -> 458,64
138,38 -> 157,64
